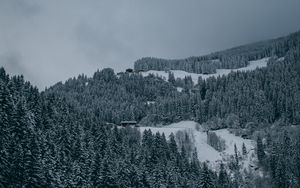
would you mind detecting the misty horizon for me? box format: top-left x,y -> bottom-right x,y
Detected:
1,0 -> 300,89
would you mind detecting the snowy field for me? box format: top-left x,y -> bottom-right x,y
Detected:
140,57 -> 270,84
139,121 -> 256,170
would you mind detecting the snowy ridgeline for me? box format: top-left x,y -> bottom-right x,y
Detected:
139,121 -> 256,171
140,57 -> 270,84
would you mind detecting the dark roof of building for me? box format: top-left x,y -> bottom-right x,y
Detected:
121,121 -> 137,124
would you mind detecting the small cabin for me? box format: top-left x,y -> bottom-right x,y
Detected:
241,134 -> 249,139
120,121 -> 137,127
126,68 -> 134,73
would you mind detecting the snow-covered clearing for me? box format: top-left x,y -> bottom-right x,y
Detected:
146,101 -> 156,105
139,121 -> 256,170
277,57 -> 285,61
214,129 -> 256,170
176,87 -> 183,92
140,57 -> 270,84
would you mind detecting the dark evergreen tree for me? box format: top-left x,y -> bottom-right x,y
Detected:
99,157 -> 118,188
199,163 -> 215,188
256,136 -> 265,164
217,163 -> 230,188
242,143 -> 247,156
275,158 -> 288,188
234,144 -> 239,168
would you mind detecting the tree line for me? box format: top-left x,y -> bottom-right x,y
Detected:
0,71 -> 232,187
134,31 -> 300,74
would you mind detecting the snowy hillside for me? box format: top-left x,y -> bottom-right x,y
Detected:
140,57 -> 270,84
139,121 -> 256,170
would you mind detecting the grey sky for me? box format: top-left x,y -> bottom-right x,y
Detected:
0,0 -> 300,89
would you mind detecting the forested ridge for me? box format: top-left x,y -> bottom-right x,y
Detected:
0,70 -> 231,187
134,31 -> 300,74
0,30 -> 300,187
48,31 -> 300,127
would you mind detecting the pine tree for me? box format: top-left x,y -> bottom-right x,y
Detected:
199,163 -> 215,188
282,130 -> 291,155
275,158 -> 289,188
266,133 -> 272,147
294,136 -> 300,187
269,143 -> 278,180
256,136 -> 265,164
91,152 -> 101,187
140,170 -> 151,188
168,72 -> 176,85
128,165 -> 142,188
169,133 -> 178,159
6,99 -> 30,187
243,170 -> 255,188
217,163 -> 229,188
23,131 -> 43,188
190,149 -> 200,177
232,171 -> 242,188
234,144 -> 239,169
42,137 -> 57,188
0,79 -> 12,187
242,143 -> 247,156
99,157 -> 118,188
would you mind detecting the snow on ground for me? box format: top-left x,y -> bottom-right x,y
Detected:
176,87 -> 183,92
146,101 -> 156,105
214,129 -> 256,170
140,57 -> 270,84
139,121 -> 256,170
139,121 -> 222,164
236,57 -> 269,71
193,129 -> 222,164
277,57 -> 285,61
214,129 -> 254,156
139,121 -> 193,138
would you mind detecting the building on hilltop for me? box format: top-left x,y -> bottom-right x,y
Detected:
120,121 -> 137,127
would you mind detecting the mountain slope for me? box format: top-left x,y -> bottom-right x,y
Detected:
134,31 -> 300,74
140,57 -> 271,84
139,121 -> 256,171
1,30 -> 300,187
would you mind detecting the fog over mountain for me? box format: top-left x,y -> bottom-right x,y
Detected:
0,0 -> 300,89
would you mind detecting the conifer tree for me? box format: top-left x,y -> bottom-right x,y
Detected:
275,158 -> 288,188
234,144 -> 239,168
23,131 -> 43,188
91,152 -> 102,187
200,163 -> 215,188
242,143 -> 247,156
217,163 -> 229,188
256,136 -> 265,164
99,158 -> 118,188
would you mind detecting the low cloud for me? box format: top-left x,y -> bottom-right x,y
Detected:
0,0 -> 300,89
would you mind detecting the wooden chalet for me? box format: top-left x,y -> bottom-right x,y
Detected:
120,121 -> 137,127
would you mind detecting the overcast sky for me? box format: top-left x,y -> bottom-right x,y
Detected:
0,0 -> 300,89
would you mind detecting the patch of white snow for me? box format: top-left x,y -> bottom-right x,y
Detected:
177,87 -> 183,92
141,57 -> 270,84
138,121 -> 257,171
